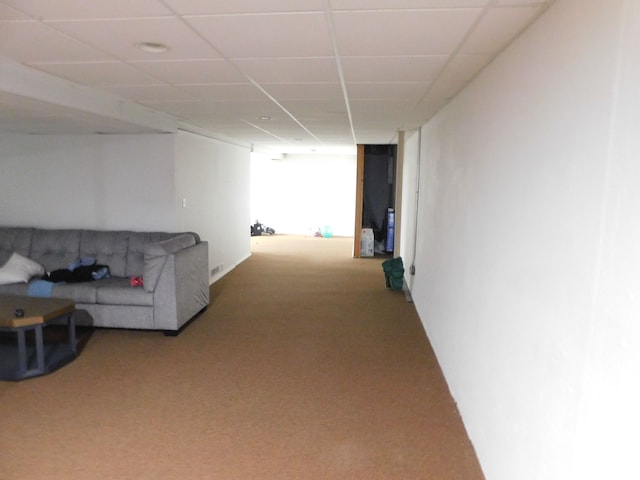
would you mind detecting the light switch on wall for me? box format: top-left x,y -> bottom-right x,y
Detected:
182,197 -> 187,208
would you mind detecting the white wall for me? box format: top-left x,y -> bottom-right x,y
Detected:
570,0 -> 640,477
398,129 -> 420,287
0,133 -> 176,230
250,152 -> 356,236
175,130 -> 251,282
401,0 -> 640,479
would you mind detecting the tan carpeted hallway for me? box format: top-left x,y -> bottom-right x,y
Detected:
0,235 -> 484,480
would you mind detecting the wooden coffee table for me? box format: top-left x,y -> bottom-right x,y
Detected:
0,295 -> 77,381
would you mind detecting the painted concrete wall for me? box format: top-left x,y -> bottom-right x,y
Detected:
569,0 -> 640,478
398,129 -> 420,288
401,0 -> 640,478
0,133 -> 176,231
175,130 -> 251,282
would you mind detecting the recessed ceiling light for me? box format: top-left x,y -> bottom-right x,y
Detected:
135,41 -> 170,53
257,115 -> 272,121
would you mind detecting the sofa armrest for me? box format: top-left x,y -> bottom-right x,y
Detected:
143,234 -> 197,293
152,241 -> 209,331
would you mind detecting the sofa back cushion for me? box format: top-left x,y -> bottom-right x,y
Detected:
30,229 -> 82,271
80,230 -> 131,277
125,232 -> 179,277
0,227 -> 201,280
0,227 -> 34,265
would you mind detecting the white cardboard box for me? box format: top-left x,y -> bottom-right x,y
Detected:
360,228 -> 374,257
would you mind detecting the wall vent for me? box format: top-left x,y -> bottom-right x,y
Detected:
211,264 -> 223,276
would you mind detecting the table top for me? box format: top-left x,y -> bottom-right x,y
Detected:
0,295 -> 75,328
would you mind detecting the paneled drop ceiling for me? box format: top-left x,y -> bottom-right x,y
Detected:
0,0 -> 554,154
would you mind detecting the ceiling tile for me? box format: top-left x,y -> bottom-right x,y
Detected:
290,114 -> 351,128
347,82 -> 428,100
178,83 -> 267,101
280,99 -> 348,116
241,116 -> 314,143
0,0 -> 173,19
234,58 -> 339,83
425,54 -> 492,99
48,17 -> 221,61
445,53 -> 494,76
332,0 -> 490,9
185,13 -> 333,58
28,62 -> 162,86
350,99 -> 415,117
131,59 -> 248,85
0,0 -> 558,150
341,56 -> 448,82
264,83 -> 343,101
99,84 -> 197,102
0,2 -> 30,20
494,0 -> 549,5
427,76 -> 472,100
460,5 -> 545,54
164,0 -> 323,15
332,9 -> 482,56
144,99 -> 278,117
0,21 -> 111,62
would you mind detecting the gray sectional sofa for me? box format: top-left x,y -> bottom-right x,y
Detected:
0,227 -> 209,334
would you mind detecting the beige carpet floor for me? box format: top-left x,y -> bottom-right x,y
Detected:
0,235 -> 484,480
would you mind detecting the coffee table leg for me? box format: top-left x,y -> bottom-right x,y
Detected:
16,328 -> 27,374
34,325 -> 44,373
67,313 -> 77,355
15,325 -> 45,378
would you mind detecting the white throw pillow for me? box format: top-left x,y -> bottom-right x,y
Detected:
0,252 -> 45,285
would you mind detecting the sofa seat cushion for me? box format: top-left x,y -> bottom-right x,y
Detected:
95,278 -> 154,306
51,282 -> 98,303
0,282 -> 30,296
